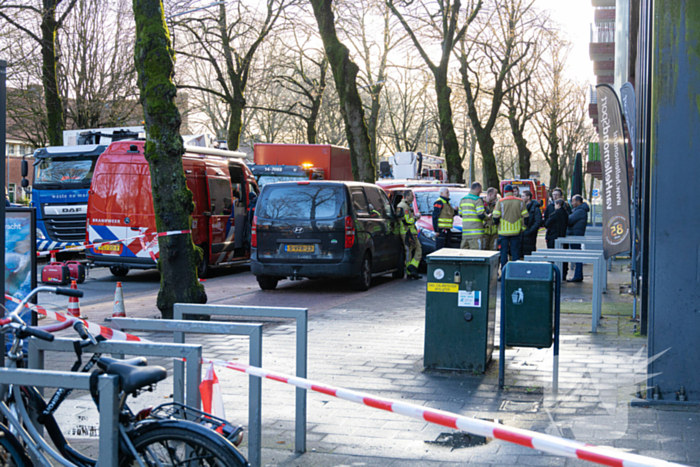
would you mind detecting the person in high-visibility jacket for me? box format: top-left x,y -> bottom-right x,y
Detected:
432,187 -> 454,250
396,190 -> 422,279
492,184 -> 529,272
482,187 -> 499,250
459,182 -> 485,249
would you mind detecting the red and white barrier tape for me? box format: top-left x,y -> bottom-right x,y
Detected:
4,295 -> 147,342
37,229 -> 192,258
209,359 -> 686,467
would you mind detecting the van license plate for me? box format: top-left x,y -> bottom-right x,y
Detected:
285,244 -> 314,253
97,243 -> 123,254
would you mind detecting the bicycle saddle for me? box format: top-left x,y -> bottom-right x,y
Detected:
98,356 -> 147,367
98,360 -> 167,394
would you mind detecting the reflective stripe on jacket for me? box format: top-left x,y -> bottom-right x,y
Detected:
460,193 -> 485,237
397,199 -> 418,234
434,197 -> 455,230
493,196 -> 529,236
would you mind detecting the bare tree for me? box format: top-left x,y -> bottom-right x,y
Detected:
310,0 -> 374,182
559,88 -> 595,194
380,66 -> 435,155
457,0 -> 537,190
176,0 -> 289,150
248,29 -> 329,144
387,0 -> 482,182
502,9 -> 548,179
337,0 -> 402,164
315,79 -> 347,146
59,0 -> 138,129
532,31 -> 580,190
0,0 -> 79,145
132,0 -> 206,318
3,27 -> 49,148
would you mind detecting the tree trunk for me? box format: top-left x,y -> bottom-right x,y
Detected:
509,118 -> 531,179
548,151 -> 560,191
367,92 -> 381,166
40,1 -> 64,146
473,128 -> 499,190
310,0 -> 374,182
434,74 -> 463,183
227,89 -> 245,150
133,0 -> 207,319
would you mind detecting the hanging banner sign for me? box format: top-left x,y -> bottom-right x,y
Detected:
620,83 -> 637,168
596,84 -> 632,259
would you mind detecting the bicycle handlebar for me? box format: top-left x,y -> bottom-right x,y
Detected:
18,324 -> 55,342
55,287 -> 84,298
72,321 -> 89,340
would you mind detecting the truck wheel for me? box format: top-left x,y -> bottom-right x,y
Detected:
354,253 -> 372,291
257,275 -> 279,290
197,249 -> 211,279
109,266 -> 129,277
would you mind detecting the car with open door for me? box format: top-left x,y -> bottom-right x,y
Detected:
251,181 -> 404,290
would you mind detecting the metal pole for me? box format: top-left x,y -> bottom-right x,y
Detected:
295,310 -> 308,453
498,263 -> 507,390
553,265 -> 561,395
0,59 -> 6,369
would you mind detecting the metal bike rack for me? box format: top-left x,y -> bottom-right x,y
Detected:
524,253 -> 605,333
27,338 -> 203,408
0,367 -> 120,467
111,317 -> 264,467
174,303 -> 309,455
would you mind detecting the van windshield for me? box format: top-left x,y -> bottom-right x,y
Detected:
415,190 -> 470,215
258,184 -> 346,220
256,174 -> 307,190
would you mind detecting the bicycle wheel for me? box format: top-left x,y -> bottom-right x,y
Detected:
121,424 -> 247,467
0,423 -> 30,467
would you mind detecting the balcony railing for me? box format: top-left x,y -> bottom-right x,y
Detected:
590,23 -> 615,43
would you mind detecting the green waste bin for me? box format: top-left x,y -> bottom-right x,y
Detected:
424,248 -> 500,372
503,261 -> 554,348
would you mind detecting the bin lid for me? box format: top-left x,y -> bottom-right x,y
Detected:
505,261 -> 553,280
426,248 -> 500,263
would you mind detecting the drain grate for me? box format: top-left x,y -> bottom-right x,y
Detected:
499,400 -> 540,412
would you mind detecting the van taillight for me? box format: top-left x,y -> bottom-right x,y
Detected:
251,216 -> 258,248
344,215 -> 355,249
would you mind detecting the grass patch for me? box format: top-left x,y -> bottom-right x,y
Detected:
560,301 -> 633,316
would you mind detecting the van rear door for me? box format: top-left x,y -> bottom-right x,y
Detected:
256,183 -> 347,264
206,176 -> 235,262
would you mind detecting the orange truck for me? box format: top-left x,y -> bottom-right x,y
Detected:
253,143 -> 353,181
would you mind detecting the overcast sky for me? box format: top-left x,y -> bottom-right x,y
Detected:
536,0 -> 596,86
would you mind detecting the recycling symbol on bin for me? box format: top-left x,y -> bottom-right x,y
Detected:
512,288 -> 524,305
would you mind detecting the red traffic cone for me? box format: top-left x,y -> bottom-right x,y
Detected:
112,282 -> 126,318
50,251 -> 57,263
67,280 -> 81,318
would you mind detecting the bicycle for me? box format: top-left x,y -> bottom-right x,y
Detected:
0,285 -> 250,467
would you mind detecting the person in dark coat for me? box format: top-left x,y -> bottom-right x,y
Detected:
566,195 -> 590,282
544,187 -> 572,278
543,187 -> 571,225
545,199 -> 568,248
521,190 -> 542,256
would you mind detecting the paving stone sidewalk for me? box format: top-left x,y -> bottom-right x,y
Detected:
57,258 -> 699,466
